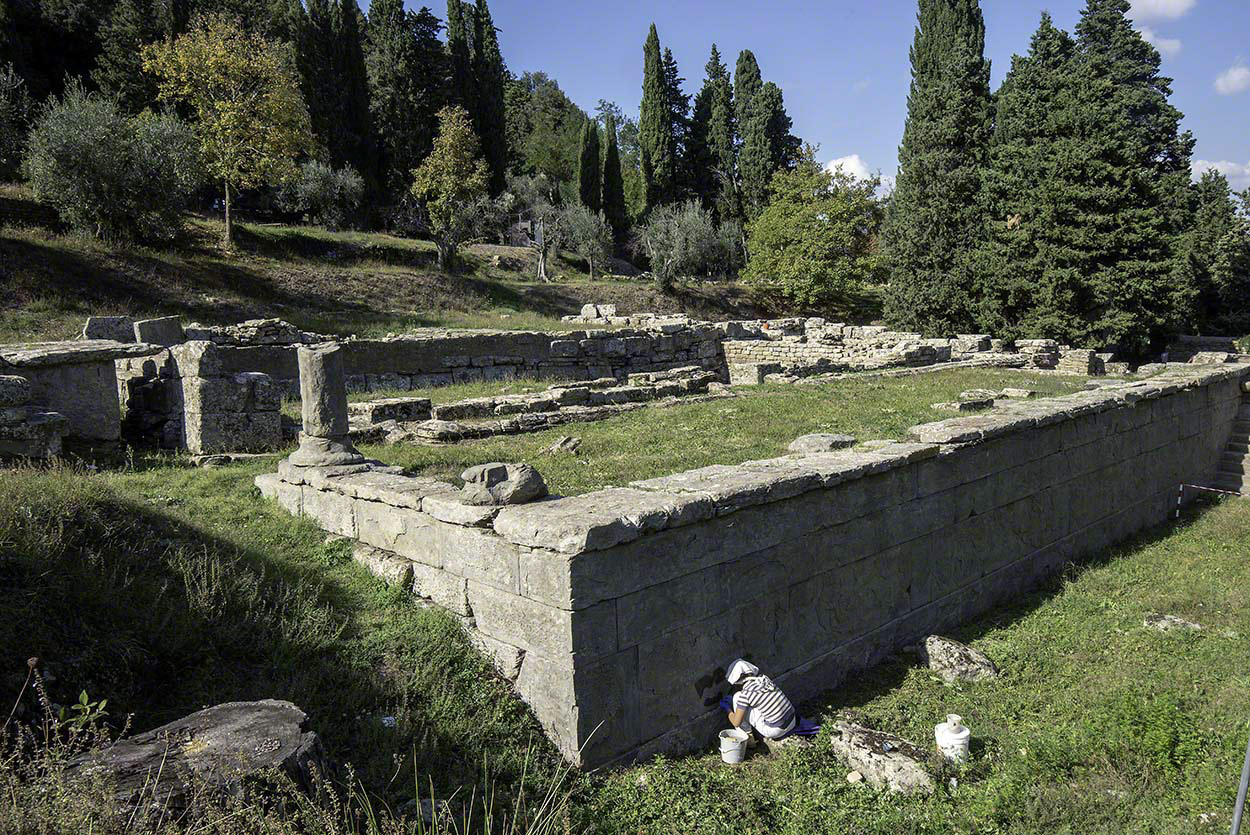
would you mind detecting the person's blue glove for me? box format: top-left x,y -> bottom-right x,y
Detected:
719,695 -> 733,713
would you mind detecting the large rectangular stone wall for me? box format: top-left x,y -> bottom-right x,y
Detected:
220,325 -> 727,395
261,364 -> 1247,768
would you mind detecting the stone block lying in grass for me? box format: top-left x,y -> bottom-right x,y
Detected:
829,719 -> 934,795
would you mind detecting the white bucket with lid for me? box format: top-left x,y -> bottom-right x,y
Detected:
934,714 -> 971,763
719,728 -> 749,764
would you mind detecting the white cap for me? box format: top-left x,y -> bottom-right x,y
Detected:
726,658 -> 759,685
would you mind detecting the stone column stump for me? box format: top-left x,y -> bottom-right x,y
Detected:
289,344 -> 365,467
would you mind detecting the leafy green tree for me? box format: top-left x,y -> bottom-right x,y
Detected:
410,104 -> 490,269
505,72 -> 586,199
558,203 -> 612,278
744,147 -> 884,314
881,0 -> 993,336
23,84 -> 203,242
601,112 -> 628,243
365,0 -> 446,200
577,117 -> 601,214
639,23 -> 674,211
1210,190 -> 1250,332
279,160 -> 364,229
145,14 -> 312,248
472,0 -> 508,195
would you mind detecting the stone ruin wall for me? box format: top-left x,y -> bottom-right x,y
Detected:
259,361 -> 1248,768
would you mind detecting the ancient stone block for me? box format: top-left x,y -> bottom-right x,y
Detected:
352,543 -> 413,587
82,316 -> 135,342
0,375 -> 31,407
789,433 -> 856,453
132,316 -> 185,347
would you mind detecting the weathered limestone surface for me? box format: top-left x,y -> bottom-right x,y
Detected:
259,360 -> 1248,769
82,316 -> 135,342
922,635 -> 999,683
0,340 -> 162,441
132,316 -> 186,347
289,345 -> 364,467
829,720 -> 934,795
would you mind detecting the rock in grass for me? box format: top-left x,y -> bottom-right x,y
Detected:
69,700 -> 325,811
829,720 -> 934,795
545,436 -> 582,455
923,635 -> 999,684
1144,613 -> 1203,632
788,433 -> 856,453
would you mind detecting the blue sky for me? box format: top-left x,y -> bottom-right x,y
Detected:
408,0 -> 1250,190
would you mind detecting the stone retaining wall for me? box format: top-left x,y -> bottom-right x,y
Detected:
258,362 -> 1248,768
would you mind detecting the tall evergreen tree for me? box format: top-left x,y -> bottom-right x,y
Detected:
445,0 -> 474,115
335,0 -> 376,184
577,117 -> 601,213
688,44 -> 734,214
601,112 -> 628,241
1060,0 -> 1195,349
736,56 -> 796,220
760,82 -> 799,171
881,0 -> 993,336
366,0 -> 447,199
973,14 -> 1083,339
1182,170 -> 1245,331
662,46 -> 689,199
472,0 -> 507,195
733,50 -> 762,141
93,0 -> 174,113
639,23 -> 675,212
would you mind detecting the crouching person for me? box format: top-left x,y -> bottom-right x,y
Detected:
726,658 -> 796,742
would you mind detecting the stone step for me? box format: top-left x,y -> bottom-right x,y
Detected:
1234,420 -> 1250,436
1228,441 -> 1250,455
1238,405 -> 1250,420
1209,472 -> 1250,495
1217,458 -> 1250,477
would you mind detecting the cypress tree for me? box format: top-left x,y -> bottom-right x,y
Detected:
639,23 -> 674,212
577,118 -> 601,213
602,112 -> 628,242
366,0 -> 447,199
445,0 -> 475,115
1061,0 -> 1195,350
1182,171 -> 1244,331
662,46 -> 689,199
881,0 -> 993,336
336,0 -> 377,185
473,0 -> 508,195
760,82 -> 798,173
92,0 -> 171,113
689,44 -> 734,214
973,14 -> 1084,340
735,55 -> 794,221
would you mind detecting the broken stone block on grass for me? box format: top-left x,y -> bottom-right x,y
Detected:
460,462 -> 548,506
829,719 -> 934,795
932,398 -> 993,413
922,635 -> 999,684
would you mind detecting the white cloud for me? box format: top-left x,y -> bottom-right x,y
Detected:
1215,63 -> 1250,95
1129,0 -> 1196,21
826,154 -> 871,180
852,78 -> 871,93
1139,26 -> 1182,57
1193,159 -> 1250,190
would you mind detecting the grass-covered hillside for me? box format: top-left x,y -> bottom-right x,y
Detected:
0,184 -> 758,343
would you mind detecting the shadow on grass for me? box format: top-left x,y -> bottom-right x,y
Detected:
798,495 -> 1229,720
0,463 -> 560,807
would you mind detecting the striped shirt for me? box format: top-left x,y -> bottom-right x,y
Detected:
732,675 -> 795,730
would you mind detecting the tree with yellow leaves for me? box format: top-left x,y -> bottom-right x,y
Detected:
143,15 -> 311,250
410,105 -> 490,270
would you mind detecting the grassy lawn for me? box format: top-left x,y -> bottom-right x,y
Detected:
365,368 -> 1088,496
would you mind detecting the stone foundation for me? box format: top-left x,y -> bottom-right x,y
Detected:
258,360 -> 1249,768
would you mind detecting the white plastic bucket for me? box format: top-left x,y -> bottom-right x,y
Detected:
934,714 -> 971,763
719,728 -> 749,764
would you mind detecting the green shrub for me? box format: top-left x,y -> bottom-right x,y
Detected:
22,84 -> 203,242
633,200 -> 741,289
280,160 -> 365,230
